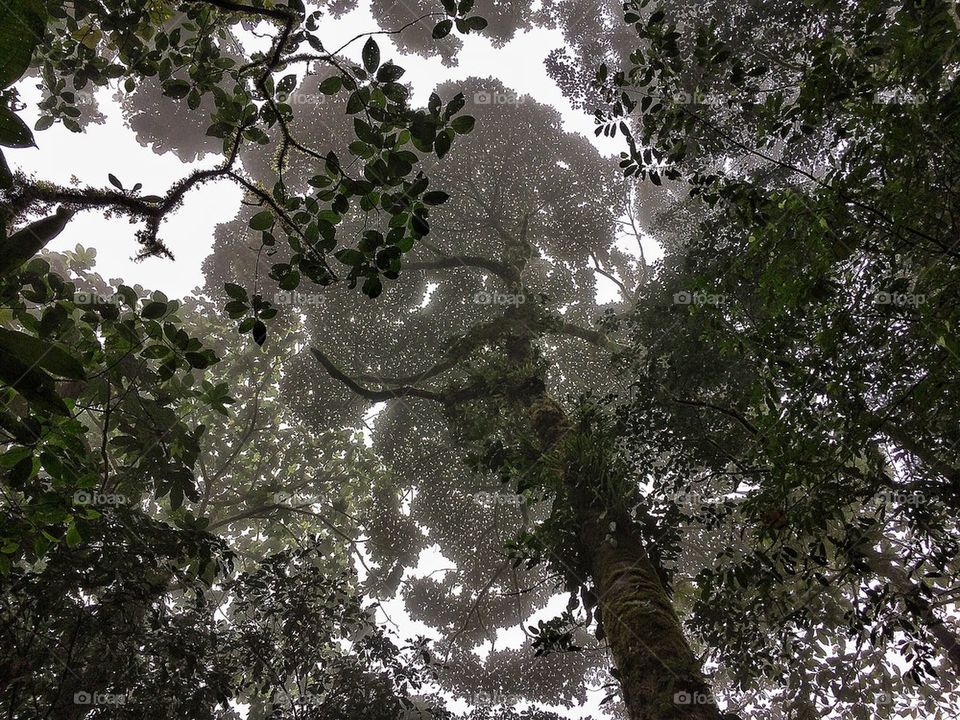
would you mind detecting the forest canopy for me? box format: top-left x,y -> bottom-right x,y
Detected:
1,1 -> 959,719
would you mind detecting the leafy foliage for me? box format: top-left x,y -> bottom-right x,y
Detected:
593,0 -> 960,716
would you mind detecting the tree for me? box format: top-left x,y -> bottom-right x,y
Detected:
198,65 -> 738,716
590,0 -> 960,716
0,3 -> 523,716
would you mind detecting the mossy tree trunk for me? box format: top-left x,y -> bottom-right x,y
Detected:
526,392 -> 722,720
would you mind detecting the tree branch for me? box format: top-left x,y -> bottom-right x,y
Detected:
669,395 -> 760,436
310,347 -> 445,403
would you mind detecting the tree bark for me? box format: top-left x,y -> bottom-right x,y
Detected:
526,394 -> 722,720
585,512 -> 722,719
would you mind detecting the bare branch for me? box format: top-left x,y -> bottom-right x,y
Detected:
310,347 -> 445,403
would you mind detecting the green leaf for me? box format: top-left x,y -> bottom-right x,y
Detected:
450,115 -> 476,134
249,211 -> 274,231
0,327 -> 85,379
0,349 -> 68,414
444,93 -> 465,120
362,37 -> 380,73
335,249 -> 365,267
318,76 -> 343,94
376,63 -> 405,82
65,522 -> 81,549
170,484 -> 184,511
410,214 -> 430,236
0,207 -> 74,277
0,0 -> 46,89
362,275 -> 383,298
411,113 -> 436,145
354,118 -> 381,146
224,300 -> 248,318
435,129 -> 453,159
0,149 -> 11,189
278,271 -> 300,290
185,351 -> 212,369
141,300 -> 168,319
346,91 -> 365,114
0,447 -> 31,468
349,140 -> 373,158
0,107 -> 34,148
142,344 -> 170,360
252,320 -> 267,347
463,16 -> 488,32
224,282 -> 247,300
383,83 -> 409,105
432,19 -> 453,39
162,79 -> 191,99
423,191 -> 450,205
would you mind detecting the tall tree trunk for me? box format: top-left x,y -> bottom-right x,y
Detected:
584,510 -> 721,719
526,393 -> 722,720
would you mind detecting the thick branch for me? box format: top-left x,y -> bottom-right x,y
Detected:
405,255 -> 518,283
553,320 -> 624,351
860,545 -> 960,674
192,0 -> 295,22
876,418 -> 960,485
8,119 -> 248,258
310,347 -> 444,403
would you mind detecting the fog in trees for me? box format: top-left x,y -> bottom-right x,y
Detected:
2,2 -> 959,720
